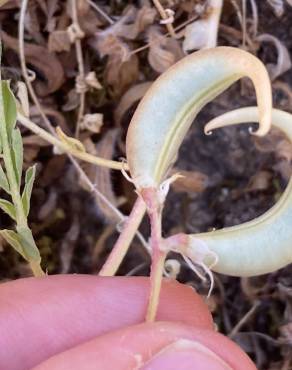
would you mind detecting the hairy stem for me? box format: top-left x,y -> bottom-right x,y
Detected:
99,197 -> 147,276
141,188 -> 166,322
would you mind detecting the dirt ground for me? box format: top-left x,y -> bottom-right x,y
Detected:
0,1 -> 292,368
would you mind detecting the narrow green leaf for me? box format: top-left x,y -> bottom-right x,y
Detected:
11,128 -> 23,187
0,229 -> 26,259
22,165 -> 36,216
1,81 -> 17,138
0,164 -> 9,193
0,199 -> 16,220
17,226 -> 41,261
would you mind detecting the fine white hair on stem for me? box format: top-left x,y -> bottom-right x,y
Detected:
181,254 -> 215,298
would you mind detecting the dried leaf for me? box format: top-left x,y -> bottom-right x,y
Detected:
80,113 -> 103,134
171,169 -> 208,193
0,0 -> 15,8
48,30 -> 71,53
267,0 -> 284,17
82,130 -> 120,222
94,34 -> 139,96
254,128 -> 292,162
147,27 -> 184,73
114,82 -> 152,125
62,88 -> 80,111
110,4 -> 156,40
95,33 -> 130,61
1,31 -> 64,96
85,71 -> 102,90
72,0 -> 101,35
41,0 -> 60,32
246,170 -> 272,192
257,33 -> 292,80
183,0 -> 223,52
25,1 -> 44,44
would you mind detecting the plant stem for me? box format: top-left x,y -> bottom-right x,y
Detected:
29,260 -> 45,277
146,246 -> 166,322
99,197 -> 147,276
152,0 -> 177,38
71,0 -> 86,137
140,188 -> 166,322
17,113 -> 127,171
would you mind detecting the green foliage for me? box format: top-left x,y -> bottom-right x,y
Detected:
22,165 -> 36,217
11,128 -> 23,188
0,199 -> 16,220
0,229 -> 26,259
0,164 -> 9,193
0,76 -> 43,275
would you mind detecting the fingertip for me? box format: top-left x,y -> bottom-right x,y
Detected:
33,322 -> 256,370
0,275 -> 212,369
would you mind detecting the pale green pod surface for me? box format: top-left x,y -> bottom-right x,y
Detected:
126,47 -> 272,190
194,107 -> 292,276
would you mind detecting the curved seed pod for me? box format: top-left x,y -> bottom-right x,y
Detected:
191,107 -> 292,276
126,47 -> 272,190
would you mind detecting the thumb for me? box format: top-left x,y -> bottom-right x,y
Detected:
33,322 -> 256,370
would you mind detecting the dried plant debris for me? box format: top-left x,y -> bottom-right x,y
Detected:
114,82 -> 152,125
257,33 -> 291,80
267,0 -> 285,17
93,33 -> 139,96
183,0 -> 223,52
82,130 -> 120,223
147,26 -> 184,73
1,31 -> 64,96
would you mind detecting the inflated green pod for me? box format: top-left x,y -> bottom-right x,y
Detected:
126,47 -> 272,190
187,107 -> 292,277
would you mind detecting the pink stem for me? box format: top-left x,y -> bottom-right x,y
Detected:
99,197 -> 146,276
142,188 -> 167,322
